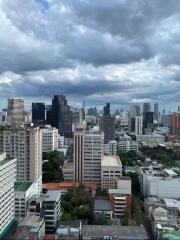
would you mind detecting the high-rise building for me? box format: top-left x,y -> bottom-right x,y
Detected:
7,98 -> 25,124
46,95 -> 73,138
135,116 -> 143,135
0,153 -> 17,239
154,102 -> 159,121
143,103 -> 151,113
74,126 -> 104,186
103,103 -> 111,116
87,107 -> 97,116
143,112 -> 154,134
42,125 -> 58,152
0,126 -> 42,193
72,107 -> 85,126
171,112 -> 180,137
32,102 -> 45,124
131,105 -> 140,117
162,115 -> 172,128
100,103 -> 115,143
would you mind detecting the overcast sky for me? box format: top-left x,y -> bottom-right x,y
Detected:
0,0 -> 180,111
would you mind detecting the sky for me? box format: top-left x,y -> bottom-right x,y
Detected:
0,0 -> 180,111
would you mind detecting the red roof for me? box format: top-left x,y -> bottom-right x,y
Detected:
42,182 -> 97,191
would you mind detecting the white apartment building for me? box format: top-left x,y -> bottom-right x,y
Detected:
0,153 -> 17,239
74,126 -> 104,186
101,155 -> 122,190
14,182 -> 39,219
136,134 -> 165,147
135,116 -> 143,135
42,190 -> 61,233
118,141 -> 138,153
42,125 -> 58,152
104,140 -> 117,155
0,126 -> 42,193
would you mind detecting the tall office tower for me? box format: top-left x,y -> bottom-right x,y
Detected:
143,103 -> 151,113
0,127 -> 42,193
128,116 -> 143,135
135,116 -> 143,135
0,153 -> 17,239
171,112 -> 180,137
154,102 -> 159,121
32,102 -> 45,124
178,106 -> 180,112
162,115 -> 172,128
103,103 -> 111,116
74,126 -> 104,186
143,112 -> 154,134
74,126 -> 85,183
87,107 -> 97,116
100,103 -> 115,143
46,95 -> 73,138
163,109 -> 166,115
72,107 -> 85,126
42,125 -> 58,152
7,98 -> 25,124
131,105 -> 140,117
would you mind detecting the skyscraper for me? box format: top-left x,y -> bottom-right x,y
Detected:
143,103 -> 151,113
32,102 -> 45,124
143,112 -> 154,134
131,105 -> 140,117
154,102 -> 159,121
7,98 -> 25,124
100,103 -> 115,143
0,126 -> 42,193
74,126 -> 104,186
46,95 -> 73,138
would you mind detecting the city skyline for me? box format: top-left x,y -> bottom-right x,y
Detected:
0,0 -> 180,110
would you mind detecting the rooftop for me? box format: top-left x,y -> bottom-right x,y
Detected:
18,215 -> 44,229
102,155 -> 121,167
0,153 -> 16,167
81,225 -> 148,239
94,199 -> 112,211
43,182 -> 97,191
44,190 -> 61,202
14,182 -> 32,192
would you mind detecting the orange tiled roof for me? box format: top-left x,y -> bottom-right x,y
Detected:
42,182 -> 97,190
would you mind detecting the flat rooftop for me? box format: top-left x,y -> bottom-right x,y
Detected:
18,215 -> 43,229
14,182 -> 32,192
81,225 -> 148,239
44,190 -> 61,202
94,199 -> 112,211
102,155 -> 121,167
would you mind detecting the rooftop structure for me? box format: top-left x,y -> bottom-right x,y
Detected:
81,225 -> 148,240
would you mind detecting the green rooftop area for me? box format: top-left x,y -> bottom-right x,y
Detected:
161,229 -> 180,240
14,182 -> 32,192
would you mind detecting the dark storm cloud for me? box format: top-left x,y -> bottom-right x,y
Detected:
0,0 -> 180,107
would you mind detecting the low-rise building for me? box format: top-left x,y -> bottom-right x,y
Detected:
136,134 -> 165,147
93,199 -> 113,223
108,177 -> 132,218
12,215 -> 45,240
104,140 -> 117,155
118,141 -> 138,153
101,155 -> 122,190
41,190 -> 61,233
81,225 -> 148,240
14,182 -> 40,219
